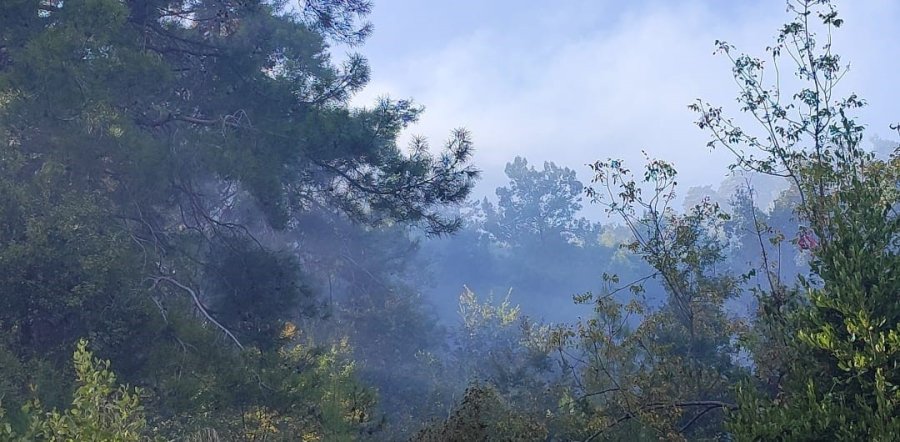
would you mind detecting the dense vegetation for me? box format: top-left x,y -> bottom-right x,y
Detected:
0,0 -> 897,440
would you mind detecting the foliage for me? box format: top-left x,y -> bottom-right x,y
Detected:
203,239 -> 313,350
420,157 -> 635,324
483,156 -> 585,245
414,385 -> 547,442
0,0 -> 473,439
453,288 -> 559,410
553,158 -> 745,441
1,339 -> 147,441
0,149 -> 154,410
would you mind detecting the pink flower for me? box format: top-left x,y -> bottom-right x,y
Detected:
798,232 -> 818,251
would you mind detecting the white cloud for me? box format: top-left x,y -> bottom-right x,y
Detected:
353,0 -> 900,201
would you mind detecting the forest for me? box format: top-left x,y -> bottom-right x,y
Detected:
0,0 -> 898,440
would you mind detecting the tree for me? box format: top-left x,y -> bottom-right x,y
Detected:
551,158 -> 745,441
691,0 -> 900,439
485,156 -> 585,245
412,289 -> 561,441
427,157 -> 628,325
293,211 -> 454,439
0,0 -> 477,349
1,0 -> 477,232
0,156 -> 154,409
0,0 -> 476,438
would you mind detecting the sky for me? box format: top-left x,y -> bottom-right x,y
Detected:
348,0 -> 900,200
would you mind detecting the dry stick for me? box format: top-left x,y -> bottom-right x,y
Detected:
744,179 -> 780,294
153,276 -> 244,350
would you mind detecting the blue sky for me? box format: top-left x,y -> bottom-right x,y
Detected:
348,0 -> 900,198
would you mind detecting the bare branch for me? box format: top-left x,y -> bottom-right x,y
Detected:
151,276 -> 244,350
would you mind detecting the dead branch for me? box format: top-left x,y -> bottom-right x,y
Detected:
151,276 -> 244,350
